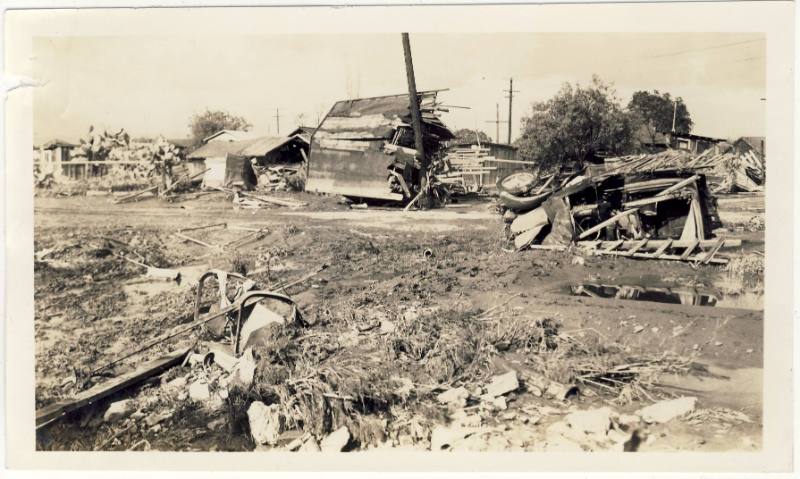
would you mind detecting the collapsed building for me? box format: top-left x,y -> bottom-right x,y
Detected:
499,168 -> 737,264
305,91 -> 454,202
187,133 -> 309,190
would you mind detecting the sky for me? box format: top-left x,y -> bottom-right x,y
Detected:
32,33 -> 766,145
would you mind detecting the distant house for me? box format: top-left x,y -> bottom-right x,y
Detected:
636,126 -> 723,154
35,139 -> 79,179
187,133 -> 309,189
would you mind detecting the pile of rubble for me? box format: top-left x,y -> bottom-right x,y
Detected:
498,168 -> 739,265
604,148 -> 765,193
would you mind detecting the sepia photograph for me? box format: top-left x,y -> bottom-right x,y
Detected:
3,2 -> 794,473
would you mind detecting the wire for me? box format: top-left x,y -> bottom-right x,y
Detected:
646,38 -> 764,59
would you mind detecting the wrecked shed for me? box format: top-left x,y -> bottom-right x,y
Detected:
305,91 -> 454,201
187,135 -> 309,189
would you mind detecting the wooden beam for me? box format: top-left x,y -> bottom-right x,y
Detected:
578,208 -> 639,240
680,239 -> 700,260
604,240 -> 625,252
701,237 -> 726,264
593,248 -> 728,265
625,238 -> 649,256
652,239 -> 673,258
579,238 -> 740,251
656,175 -> 700,197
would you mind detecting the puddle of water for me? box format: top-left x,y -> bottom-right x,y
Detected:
568,283 -> 763,311
656,365 -> 762,416
122,264 -> 210,297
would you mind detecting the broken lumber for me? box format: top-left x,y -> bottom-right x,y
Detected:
656,175 -> 700,196
178,222 -> 227,233
211,186 -> 307,208
36,347 -> 191,429
160,168 -> 211,197
113,185 -> 158,204
174,232 -> 218,250
578,208 -> 639,240
579,239 -> 740,251
591,248 -> 728,265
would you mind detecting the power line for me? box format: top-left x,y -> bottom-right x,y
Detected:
485,103 -> 507,143
646,38 -> 764,59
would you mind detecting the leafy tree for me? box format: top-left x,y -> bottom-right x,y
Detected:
628,90 -> 693,144
188,110 -> 252,146
515,76 -> 633,170
450,128 -> 492,145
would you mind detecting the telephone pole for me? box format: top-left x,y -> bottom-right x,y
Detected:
485,103 -> 507,143
503,78 -> 519,144
274,109 -> 281,135
401,33 -> 428,208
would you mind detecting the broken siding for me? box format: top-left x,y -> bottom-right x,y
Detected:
306,92 -> 452,200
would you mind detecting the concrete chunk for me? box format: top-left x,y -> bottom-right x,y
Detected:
637,397 -> 697,424
485,370 -> 519,398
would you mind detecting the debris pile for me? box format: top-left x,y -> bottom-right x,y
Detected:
254,165 -> 305,192
437,145 -> 499,195
498,168 -> 737,265
604,148 -> 765,193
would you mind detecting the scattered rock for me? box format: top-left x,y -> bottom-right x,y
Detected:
714,341 -> 723,347
430,425 -> 487,451
320,426 -> 350,452
633,325 -> 645,333
104,399 -> 135,422
564,407 -> 612,437
485,370 -> 519,397
637,397 -> 697,424
234,348 -> 256,388
380,320 -> 396,334
437,387 -> 469,407
615,413 -> 642,429
570,256 -> 585,266
188,381 -> 211,402
248,401 -> 283,446
144,410 -> 172,427
207,416 -> 227,430
746,348 -> 754,354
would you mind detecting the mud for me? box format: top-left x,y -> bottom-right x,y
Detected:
33,192 -> 764,451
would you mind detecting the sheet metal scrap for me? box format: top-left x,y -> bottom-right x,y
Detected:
306,91 -> 454,202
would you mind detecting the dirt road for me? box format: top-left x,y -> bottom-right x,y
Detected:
33,191 -> 764,452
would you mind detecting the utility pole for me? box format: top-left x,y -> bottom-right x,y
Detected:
485,103 -> 507,143
401,33 -> 428,208
274,109 -> 281,135
671,100 -> 677,132
503,78 -> 519,144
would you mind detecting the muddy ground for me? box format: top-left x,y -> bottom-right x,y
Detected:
33,190 -> 764,452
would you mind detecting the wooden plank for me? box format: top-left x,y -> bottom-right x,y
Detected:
388,170 -> 412,198
656,175 -> 700,197
174,232 -> 218,249
577,238 -> 738,252
36,348 -> 190,428
625,238 -> 649,256
652,239 -> 673,258
578,208 -> 639,240
604,240 -> 625,252
593,248 -> 728,265
701,238 -> 726,265
680,239 -> 700,260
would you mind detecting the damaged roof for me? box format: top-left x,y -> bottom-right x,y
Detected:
315,90 -> 454,144
188,135 -> 308,159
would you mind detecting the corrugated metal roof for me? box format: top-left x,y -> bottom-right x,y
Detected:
187,135 -> 307,159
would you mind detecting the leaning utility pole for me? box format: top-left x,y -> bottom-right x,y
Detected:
401,33 -> 428,208
503,78 -> 519,144
485,103 -> 507,143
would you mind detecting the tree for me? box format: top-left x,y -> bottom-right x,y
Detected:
450,128 -> 492,145
515,76 -> 633,170
188,110 -> 252,146
628,90 -> 693,145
